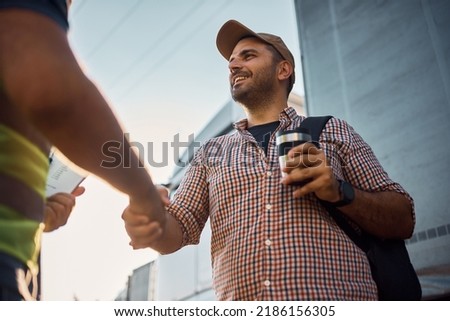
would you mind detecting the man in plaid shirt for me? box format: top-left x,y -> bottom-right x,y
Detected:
123,20 -> 415,300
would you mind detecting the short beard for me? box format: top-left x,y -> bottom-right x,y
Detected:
231,67 -> 277,110
232,87 -> 273,111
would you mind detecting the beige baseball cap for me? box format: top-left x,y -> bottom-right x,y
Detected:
216,19 -> 295,91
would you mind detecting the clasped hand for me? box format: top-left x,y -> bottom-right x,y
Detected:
122,185 -> 170,249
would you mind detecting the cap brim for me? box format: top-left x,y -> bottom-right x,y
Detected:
216,20 -> 264,60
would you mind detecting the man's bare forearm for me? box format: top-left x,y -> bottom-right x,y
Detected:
339,190 -> 414,239
3,12 -> 155,201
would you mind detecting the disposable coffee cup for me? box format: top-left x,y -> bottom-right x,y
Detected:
276,128 -> 312,183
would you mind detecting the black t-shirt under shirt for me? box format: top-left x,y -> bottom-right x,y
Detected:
247,121 -> 280,155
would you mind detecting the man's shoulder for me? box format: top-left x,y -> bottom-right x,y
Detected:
301,115 -> 353,131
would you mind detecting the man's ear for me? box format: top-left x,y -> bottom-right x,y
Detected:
277,60 -> 293,82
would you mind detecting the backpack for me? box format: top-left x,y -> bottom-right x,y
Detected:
299,116 -> 422,301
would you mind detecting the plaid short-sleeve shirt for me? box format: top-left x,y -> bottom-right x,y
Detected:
167,107 -> 413,300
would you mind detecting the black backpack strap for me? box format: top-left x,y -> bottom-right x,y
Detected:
298,115 -> 333,147
299,115 -> 369,251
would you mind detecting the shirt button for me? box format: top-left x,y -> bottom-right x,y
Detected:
264,280 -> 271,287
265,239 -> 272,246
266,171 -> 272,177
266,204 -> 272,210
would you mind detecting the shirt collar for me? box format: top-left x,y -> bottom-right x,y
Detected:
233,106 -> 299,132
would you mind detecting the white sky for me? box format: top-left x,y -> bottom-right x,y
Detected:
40,0 -> 304,300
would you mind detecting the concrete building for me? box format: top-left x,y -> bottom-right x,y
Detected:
295,0 -> 450,299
